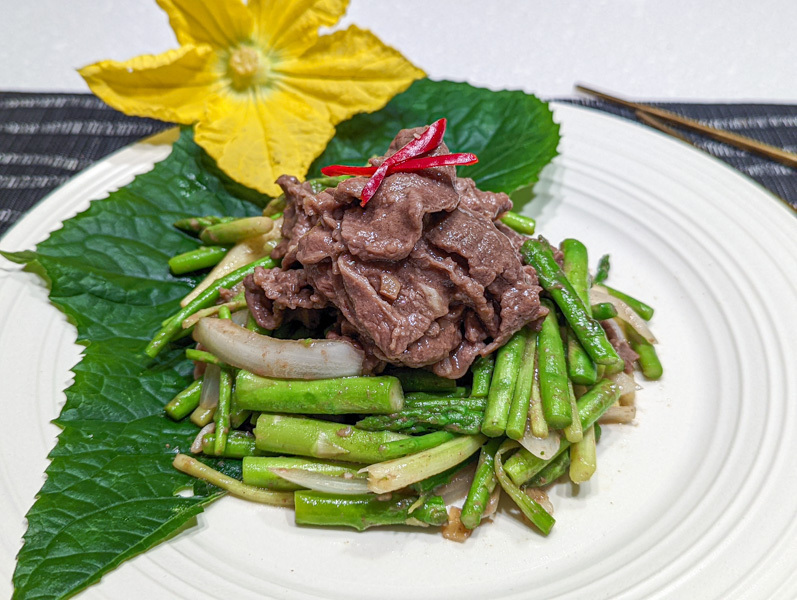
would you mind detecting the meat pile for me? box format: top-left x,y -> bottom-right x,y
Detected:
244,126 -> 547,378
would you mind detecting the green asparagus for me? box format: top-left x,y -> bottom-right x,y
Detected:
500,211 -> 536,235
504,379 -> 620,486
520,239 -> 621,367
294,491 -> 447,531
234,371 -> 404,414
164,379 -> 201,421
506,328 -> 537,440
460,437 -> 502,529
537,300 -> 572,429
482,329 -> 527,437
146,255 -> 277,357
169,246 -> 228,274
470,354 -> 495,398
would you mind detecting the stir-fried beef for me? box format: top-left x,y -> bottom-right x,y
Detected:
244,126 -> 547,378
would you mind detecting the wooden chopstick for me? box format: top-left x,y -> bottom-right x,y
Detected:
634,111 -> 693,144
575,83 -> 797,169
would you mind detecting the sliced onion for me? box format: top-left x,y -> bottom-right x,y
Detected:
482,487 -> 501,520
608,370 -> 637,397
519,426 -> 561,460
230,309 -> 249,327
191,422 -> 215,454
599,405 -> 636,424
269,468 -> 370,495
436,461 -> 478,505
199,364 -> 221,409
590,286 -> 657,344
193,317 -> 364,379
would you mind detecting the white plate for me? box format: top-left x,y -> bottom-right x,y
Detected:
1,103 -> 797,600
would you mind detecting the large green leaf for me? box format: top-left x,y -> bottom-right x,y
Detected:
4,128 -> 257,600
4,80 -> 560,599
309,78 -> 560,210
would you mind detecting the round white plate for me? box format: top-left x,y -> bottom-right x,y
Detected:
1,104 -> 796,600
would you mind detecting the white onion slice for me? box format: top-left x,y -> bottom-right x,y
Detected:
191,422 -> 215,454
599,405 -> 636,424
482,487 -> 501,520
436,461 -> 478,505
269,468 -> 370,495
199,364 -> 221,409
519,427 -> 561,460
590,286 -> 657,344
230,308 -> 250,327
608,370 -> 637,398
193,317 -> 364,379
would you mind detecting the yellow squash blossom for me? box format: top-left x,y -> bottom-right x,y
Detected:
79,0 -> 425,196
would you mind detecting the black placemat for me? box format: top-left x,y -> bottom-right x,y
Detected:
1,92 -> 795,238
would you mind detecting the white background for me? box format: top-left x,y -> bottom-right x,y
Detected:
1,0 -> 796,100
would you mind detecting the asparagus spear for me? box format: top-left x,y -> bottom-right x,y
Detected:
562,380 -> 583,443
526,449 -> 570,487
460,437 -> 503,529
537,300 -> 572,430
146,255 -> 277,357
505,328 -> 538,440
520,239 -> 621,367
355,405 -> 483,434
234,371 -> 404,414
164,379 -> 202,421
294,491 -> 447,530
482,329 -> 526,437
494,440 -> 555,535
254,414 -> 451,463
593,254 -> 610,285
173,215 -> 235,233
561,239 -> 598,386
387,368 -> 457,392
504,379 -> 620,486
470,354 -> 495,398
625,325 -> 664,379
169,246 -> 228,274
200,431 -> 267,458
500,211 -> 536,235
199,216 -> 275,245
404,388 -> 470,402
242,457 -> 366,491
569,425 -> 597,483
591,302 -> 618,321
604,285 -> 655,320
185,348 -> 230,368
528,355 -> 549,438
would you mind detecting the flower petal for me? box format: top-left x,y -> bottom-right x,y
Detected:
79,45 -> 223,124
274,26 -> 425,123
194,90 -> 335,197
156,0 -> 254,48
248,0 -> 349,57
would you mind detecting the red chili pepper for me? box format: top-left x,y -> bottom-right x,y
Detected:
320,118 -> 479,206
321,152 -> 478,178
359,118 -> 448,207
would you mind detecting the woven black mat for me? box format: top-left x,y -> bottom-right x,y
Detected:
1,92 -> 795,238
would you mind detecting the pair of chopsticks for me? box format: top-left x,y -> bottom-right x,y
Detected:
575,84 -> 797,171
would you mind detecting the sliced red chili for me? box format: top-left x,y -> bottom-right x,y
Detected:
360,118 -> 447,206
320,152 -> 478,178
320,119 -> 478,207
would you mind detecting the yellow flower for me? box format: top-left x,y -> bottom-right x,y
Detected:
79,0 -> 425,196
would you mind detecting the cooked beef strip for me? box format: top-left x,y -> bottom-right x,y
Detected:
246,125 -> 547,378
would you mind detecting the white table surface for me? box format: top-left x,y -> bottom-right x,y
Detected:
2,0 -> 796,100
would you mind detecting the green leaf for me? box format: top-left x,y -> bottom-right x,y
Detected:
10,128 -> 258,600
8,81 -> 560,599
309,78 -> 560,212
